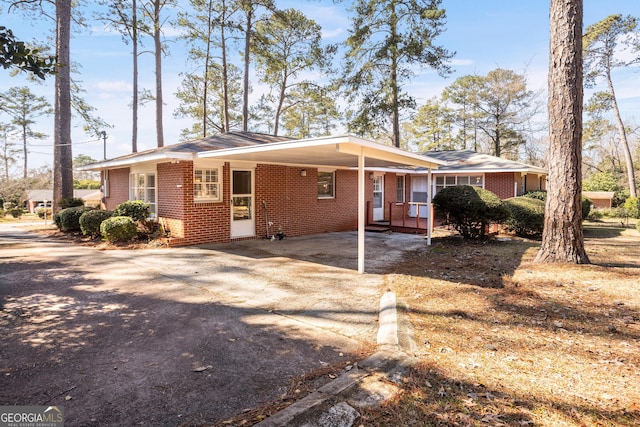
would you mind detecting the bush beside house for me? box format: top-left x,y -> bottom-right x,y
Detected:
433,185 -> 509,240
55,206 -> 94,232
503,197 -> 545,237
79,210 -> 114,237
100,216 -> 138,242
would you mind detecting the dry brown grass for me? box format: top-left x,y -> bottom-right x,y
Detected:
361,224 -> 640,426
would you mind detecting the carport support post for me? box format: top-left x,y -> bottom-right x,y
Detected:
427,169 -> 432,246
358,148 -> 366,274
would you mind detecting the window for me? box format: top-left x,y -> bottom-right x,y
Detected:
194,167 -> 221,202
434,174 -> 484,194
129,172 -> 156,214
396,175 -> 405,202
317,171 -> 335,199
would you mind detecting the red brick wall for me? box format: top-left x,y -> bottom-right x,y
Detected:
486,172 -> 516,199
107,161 -> 374,246
160,161 -> 232,246
255,165 -> 359,239
103,167 -> 130,210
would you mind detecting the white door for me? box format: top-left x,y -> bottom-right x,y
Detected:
230,169 -> 255,238
373,174 -> 384,221
410,176 -> 429,218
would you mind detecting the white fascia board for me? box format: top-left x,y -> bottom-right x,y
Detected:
76,152 -> 194,171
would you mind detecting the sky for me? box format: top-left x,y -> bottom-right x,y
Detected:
2,0 -> 640,171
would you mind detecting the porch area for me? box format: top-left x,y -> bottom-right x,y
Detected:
366,201 -> 437,234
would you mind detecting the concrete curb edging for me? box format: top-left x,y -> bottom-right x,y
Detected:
256,291 -> 412,427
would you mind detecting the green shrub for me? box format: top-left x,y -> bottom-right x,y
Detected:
433,185 -> 509,240
582,197 -> 592,220
0,208 -> 4,218
100,216 -> 138,242
624,197 -> 640,219
523,190 -> 547,201
6,207 -> 24,218
503,197 -> 545,237
59,197 -> 85,209
79,209 -> 113,237
57,206 -> 93,232
36,207 -> 53,219
587,209 -> 604,221
113,200 -> 151,223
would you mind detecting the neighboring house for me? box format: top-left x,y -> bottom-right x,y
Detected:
25,189 -> 102,213
80,132 -> 548,250
583,191 -> 615,209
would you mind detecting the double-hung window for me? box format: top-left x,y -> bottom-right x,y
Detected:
129,171 -> 156,214
434,174 -> 484,194
396,175 -> 405,203
194,167 -> 221,202
317,170 -> 335,199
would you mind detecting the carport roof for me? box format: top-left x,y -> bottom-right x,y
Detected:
198,134 -> 445,169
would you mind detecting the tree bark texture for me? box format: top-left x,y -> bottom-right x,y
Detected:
132,0 -> 139,153
53,0 -> 74,211
535,0 -> 590,264
154,0 -> 164,148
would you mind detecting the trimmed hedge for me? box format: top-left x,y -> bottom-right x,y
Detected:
503,197 -> 545,237
79,209 -> 114,237
582,197 -> 592,220
433,185 -> 509,240
6,207 -> 24,218
624,197 -> 640,219
59,197 -> 85,209
100,216 -> 138,242
523,190 -> 547,201
56,206 -> 94,232
113,200 -> 151,223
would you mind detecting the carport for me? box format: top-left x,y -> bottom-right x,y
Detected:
199,134 -> 444,273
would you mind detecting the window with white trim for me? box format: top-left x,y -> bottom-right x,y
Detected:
194,167 -> 221,202
129,172 -> 156,214
435,175 -> 483,194
317,171 -> 335,199
396,175 -> 405,202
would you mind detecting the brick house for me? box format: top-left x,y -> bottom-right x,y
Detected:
81,132 -> 444,272
82,133 -> 547,260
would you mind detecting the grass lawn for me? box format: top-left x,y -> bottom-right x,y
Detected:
361,224 -> 640,426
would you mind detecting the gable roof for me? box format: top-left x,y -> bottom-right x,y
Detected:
80,132 -> 445,171
81,131 -> 292,170
422,150 -> 547,175
583,191 -> 615,199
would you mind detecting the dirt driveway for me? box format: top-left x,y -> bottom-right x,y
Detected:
0,223 -> 427,426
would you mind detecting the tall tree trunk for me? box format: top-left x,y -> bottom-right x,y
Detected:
535,0 -> 589,264
221,0 -> 230,133
390,0 -> 400,147
242,7 -> 252,132
202,0 -> 214,137
608,78 -> 637,198
53,0 -> 73,212
153,0 -> 164,148
21,125 -> 27,179
132,0 -> 139,153
273,79 -> 286,136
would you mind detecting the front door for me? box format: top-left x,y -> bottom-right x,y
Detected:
410,176 -> 428,218
373,174 -> 384,221
230,169 -> 255,238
